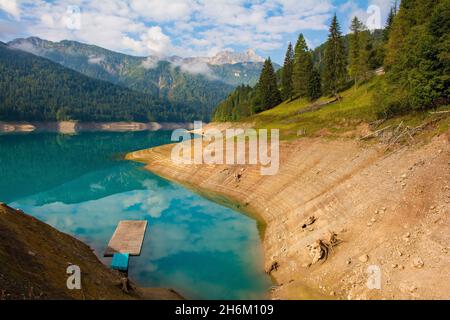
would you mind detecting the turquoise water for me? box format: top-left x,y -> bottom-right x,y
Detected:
0,131 -> 271,299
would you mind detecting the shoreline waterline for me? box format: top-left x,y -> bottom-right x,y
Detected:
129,167 -> 277,293
125,130 -> 450,300
0,121 -> 194,134
125,146 -> 327,300
1,131 -> 270,300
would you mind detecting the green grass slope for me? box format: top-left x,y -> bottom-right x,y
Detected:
236,77 -> 449,140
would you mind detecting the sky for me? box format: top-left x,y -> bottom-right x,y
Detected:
0,0 -> 395,64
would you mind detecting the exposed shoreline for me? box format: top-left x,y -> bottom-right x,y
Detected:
0,121 -> 194,134
126,126 -> 450,300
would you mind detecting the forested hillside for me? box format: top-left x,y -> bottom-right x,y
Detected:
311,29 -> 385,74
0,44 -> 197,122
213,0 -> 448,122
213,25 -> 385,121
212,85 -> 258,121
377,0 -> 449,117
8,38 -> 270,120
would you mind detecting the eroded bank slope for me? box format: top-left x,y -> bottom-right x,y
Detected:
127,130 -> 450,300
0,203 -> 182,300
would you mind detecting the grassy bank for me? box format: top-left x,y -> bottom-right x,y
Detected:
230,77 -> 449,140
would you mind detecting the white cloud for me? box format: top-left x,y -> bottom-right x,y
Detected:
172,59 -> 216,78
340,0 -> 391,32
0,17 -> 21,39
2,0 -> 340,58
8,39 -> 40,53
0,0 -> 21,20
130,0 -> 195,22
87,55 -> 104,65
141,56 -> 160,69
125,26 -> 172,56
257,13 -> 329,34
277,0 -> 333,15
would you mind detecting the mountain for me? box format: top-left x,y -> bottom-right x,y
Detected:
208,62 -> 266,87
8,37 -> 269,120
0,43 -> 196,122
207,49 -> 265,65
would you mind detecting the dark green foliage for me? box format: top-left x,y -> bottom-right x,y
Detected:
384,6 -> 397,41
212,29 -> 386,121
308,69 -> 322,101
0,44 -> 198,122
378,0 -> 449,117
349,17 -> 371,85
213,85 -> 259,121
293,34 -> 313,98
212,1 -> 448,123
366,31 -> 386,70
212,29 -> 386,122
281,43 -> 294,100
323,14 -> 348,96
349,17 -> 363,83
312,29 -> 385,73
8,38 -> 268,121
257,58 -> 282,111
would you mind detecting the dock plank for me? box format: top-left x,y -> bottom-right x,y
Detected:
104,221 -> 147,257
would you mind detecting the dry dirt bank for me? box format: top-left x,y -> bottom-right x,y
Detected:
126,128 -> 450,300
0,203 -> 182,300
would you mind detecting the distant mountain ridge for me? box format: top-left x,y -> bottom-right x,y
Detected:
206,49 -> 265,65
0,43 -> 195,122
8,37 -> 270,120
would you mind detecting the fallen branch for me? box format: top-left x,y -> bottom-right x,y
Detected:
429,110 -> 450,114
390,121 -> 404,142
385,126 -> 409,151
369,118 -> 387,128
360,125 -> 392,140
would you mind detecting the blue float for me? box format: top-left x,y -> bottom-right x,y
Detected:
111,253 -> 129,271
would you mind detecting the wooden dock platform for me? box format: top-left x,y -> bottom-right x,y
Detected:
104,221 -> 148,257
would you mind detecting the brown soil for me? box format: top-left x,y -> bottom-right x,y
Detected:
126,128 -> 450,300
0,203 -> 182,300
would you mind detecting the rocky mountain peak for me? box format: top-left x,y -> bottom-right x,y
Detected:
208,49 -> 265,65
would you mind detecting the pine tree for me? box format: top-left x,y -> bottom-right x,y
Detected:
349,17 -> 370,85
358,30 -> 370,83
349,17 -> 363,84
293,34 -> 313,98
323,14 -> 347,97
384,7 -> 396,41
258,58 -> 281,111
307,68 -> 322,101
380,0 -> 449,115
281,43 -> 294,100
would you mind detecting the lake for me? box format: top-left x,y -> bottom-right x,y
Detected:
0,131 -> 271,300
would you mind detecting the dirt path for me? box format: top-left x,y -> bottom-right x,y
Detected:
127,130 -> 450,300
